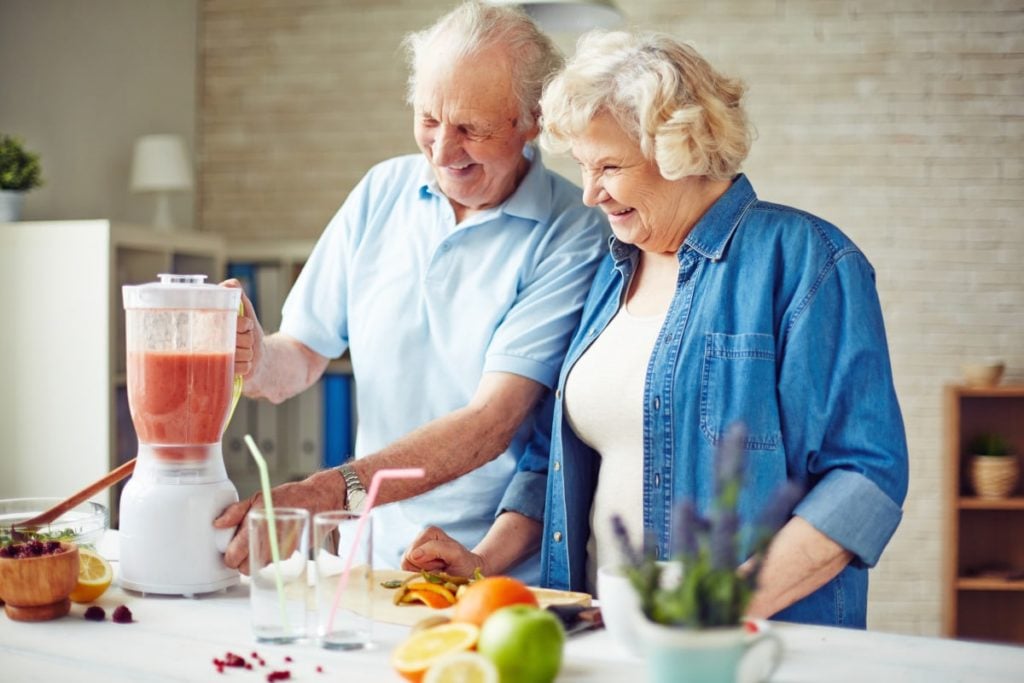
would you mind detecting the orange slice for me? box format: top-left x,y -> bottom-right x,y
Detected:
423,652 -> 499,683
391,621 -> 480,683
404,589 -> 454,609
402,582 -> 457,607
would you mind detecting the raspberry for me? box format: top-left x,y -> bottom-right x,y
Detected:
0,540 -> 67,558
224,652 -> 246,668
84,606 -> 106,621
112,605 -> 133,623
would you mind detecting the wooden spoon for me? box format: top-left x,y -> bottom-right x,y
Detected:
15,459 -> 137,529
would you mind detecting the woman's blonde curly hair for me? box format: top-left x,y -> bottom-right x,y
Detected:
541,31 -> 753,181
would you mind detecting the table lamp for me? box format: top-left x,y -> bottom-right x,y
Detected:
130,134 -> 193,232
488,0 -> 623,31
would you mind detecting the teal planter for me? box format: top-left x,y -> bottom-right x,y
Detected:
636,620 -> 783,683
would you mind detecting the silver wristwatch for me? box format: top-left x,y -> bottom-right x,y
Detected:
337,463 -> 367,513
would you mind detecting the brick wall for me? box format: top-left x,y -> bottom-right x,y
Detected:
199,0 -> 1024,635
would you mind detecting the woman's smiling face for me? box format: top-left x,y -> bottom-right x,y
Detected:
571,112 -> 694,254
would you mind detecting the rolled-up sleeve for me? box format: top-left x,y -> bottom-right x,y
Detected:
794,469 -> 903,566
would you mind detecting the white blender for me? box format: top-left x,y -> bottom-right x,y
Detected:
119,274 -> 241,596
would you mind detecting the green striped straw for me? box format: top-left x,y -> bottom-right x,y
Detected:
243,434 -> 289,632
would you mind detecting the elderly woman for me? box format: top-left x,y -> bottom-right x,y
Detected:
403,30 -> 908,627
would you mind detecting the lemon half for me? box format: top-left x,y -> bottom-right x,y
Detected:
68,548 -> 112,604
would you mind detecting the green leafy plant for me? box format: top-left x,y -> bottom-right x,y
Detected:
0,134 -> 44,191
613,423 -> 803,628
969,433 -> 1013,457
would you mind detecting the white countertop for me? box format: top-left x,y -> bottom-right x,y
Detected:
2,537 -> 1023,682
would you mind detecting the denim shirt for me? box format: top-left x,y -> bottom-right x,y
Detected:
534,174 -> 909,627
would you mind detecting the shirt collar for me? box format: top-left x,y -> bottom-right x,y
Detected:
417,144 -> 551,225
609,173 -> 757,266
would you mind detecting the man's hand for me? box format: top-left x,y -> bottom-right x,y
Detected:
402,526 -> 488,578
220,278 -> 264,380
213,468 -> 346,575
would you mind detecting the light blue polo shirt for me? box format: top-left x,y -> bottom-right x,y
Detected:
280,147 -> 607,583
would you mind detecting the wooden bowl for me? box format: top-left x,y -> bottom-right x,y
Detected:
962,362 -> 1005,387
0,541 -> 80,621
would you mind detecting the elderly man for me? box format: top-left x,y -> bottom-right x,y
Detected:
213,1 -> 606,584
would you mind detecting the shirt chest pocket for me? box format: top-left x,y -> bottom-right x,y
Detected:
699,332 -> 781,451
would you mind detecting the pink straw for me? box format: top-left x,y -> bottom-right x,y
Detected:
326,467 -> 425,633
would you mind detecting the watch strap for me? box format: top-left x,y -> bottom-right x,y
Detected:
337,463 -> 367,512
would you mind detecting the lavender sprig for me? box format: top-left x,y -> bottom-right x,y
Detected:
614,421 -> 806,629
670,500 -> 700,560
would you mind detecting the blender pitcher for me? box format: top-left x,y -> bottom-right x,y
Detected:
119,274 -> 242,596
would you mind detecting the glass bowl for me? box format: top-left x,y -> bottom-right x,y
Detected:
0,498 -> 109,550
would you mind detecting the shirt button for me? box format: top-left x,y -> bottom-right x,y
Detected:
654,473 -> 661,487
653,396 -> 661,410
553,461 -> 561,471
553,531 -> 563,543
555,389 -> 562,400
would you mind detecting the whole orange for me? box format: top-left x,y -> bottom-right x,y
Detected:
452,576 -> 538,627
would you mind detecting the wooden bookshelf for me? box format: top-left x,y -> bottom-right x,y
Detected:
943,384 -> 1024,645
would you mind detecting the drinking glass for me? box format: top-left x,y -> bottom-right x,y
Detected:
248,506 -> 311,643
313,510 -> 373,650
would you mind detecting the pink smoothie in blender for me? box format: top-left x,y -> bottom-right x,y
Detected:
119,274 -> 242,596
127,351 -> 233,460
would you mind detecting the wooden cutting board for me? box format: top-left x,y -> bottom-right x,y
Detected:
352,569 -> 591,627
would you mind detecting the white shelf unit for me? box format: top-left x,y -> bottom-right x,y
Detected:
0,220 -> 224,525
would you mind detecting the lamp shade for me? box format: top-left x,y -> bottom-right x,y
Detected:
490,0 -> 623,32
130,134 -> 193,193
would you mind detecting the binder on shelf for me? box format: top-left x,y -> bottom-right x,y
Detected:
285,381 -> 323,480
323,373 -> 354,467
254,263 -> 284,335
252,399 -> 280,475
226,262 -> 258,314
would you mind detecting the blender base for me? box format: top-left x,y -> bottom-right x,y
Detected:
119,473 -> 241,598
120,574 -> 238,599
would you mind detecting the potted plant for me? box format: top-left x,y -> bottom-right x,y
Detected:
0,134 -> 44,222
968,433 -> 1019,499
613,424 -> 801,683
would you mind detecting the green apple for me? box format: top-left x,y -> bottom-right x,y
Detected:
477,604 -> 565,683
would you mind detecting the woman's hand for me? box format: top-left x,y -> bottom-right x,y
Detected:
402,526 -> 489,578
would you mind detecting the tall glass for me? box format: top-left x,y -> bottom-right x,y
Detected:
248,507 -> 311,643
314,510 -> 373,650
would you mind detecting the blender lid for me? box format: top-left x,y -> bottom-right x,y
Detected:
122,274 -> 242,310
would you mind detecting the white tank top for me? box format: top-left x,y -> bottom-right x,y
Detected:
563,305 -> 665,594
